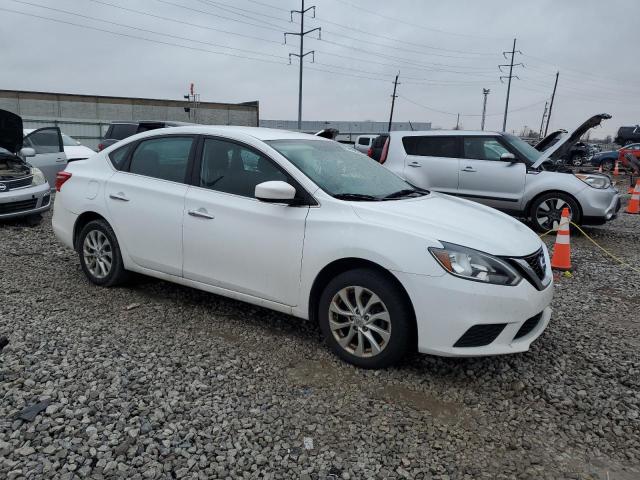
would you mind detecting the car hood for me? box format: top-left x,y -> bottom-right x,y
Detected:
534,129 -> 567,152
0,109 -> 23,154
351,193 -> 542,257
64,145 -> 96,159
532,113 -> 612,168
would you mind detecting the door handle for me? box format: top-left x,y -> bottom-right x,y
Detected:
188,208 -> 215,219
109,192 -> 129,202
408,161 -> 421,168
55,158 -> 66,163
461,167 -> 477,172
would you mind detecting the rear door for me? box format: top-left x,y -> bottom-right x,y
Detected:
401,135 -> 461,194
22,127 -> 67,187
105,135 -> 195,276
457,136 -> 526,211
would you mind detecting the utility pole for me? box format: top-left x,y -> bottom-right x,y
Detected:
481,88 -> 490,131
538,101 -> 548,138
285,0 -> 321,131
388,72 -> 400,132
455,113 -> 460,130
544,71 -> 559,136
499,38 -> 523,132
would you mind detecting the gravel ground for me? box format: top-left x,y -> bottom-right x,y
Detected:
1,192 -> 639,479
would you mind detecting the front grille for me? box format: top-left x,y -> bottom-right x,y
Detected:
522,249 -> 546,281
514,312 -> 543,340
454,324 -> 506,348
0,198 -> 38,214
0,175 -> 33,191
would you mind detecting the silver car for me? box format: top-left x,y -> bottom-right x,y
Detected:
380,114 -> 620,232
0,110 -> 53,224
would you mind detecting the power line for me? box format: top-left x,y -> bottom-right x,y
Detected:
399,94 -> 546,118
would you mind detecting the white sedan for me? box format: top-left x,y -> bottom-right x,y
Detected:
52,126 -> 553,368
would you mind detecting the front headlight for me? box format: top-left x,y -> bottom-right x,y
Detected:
429,242 -> 522,286
31,167 -> 46,186
575,173 -> 611,189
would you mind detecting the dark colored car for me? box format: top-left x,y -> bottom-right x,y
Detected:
98,121 -> 192,151
614,126 -> 640,146
535,131 -> 591,166
367,134 -> 389,162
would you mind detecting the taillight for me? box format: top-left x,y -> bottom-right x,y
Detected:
379,138 -> 390,164
367,147 -> 373,158
97,143 -> 105,151
55,171 -> 72,192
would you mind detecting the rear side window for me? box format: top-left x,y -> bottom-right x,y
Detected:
403,136 -> 459,158
129,136 -> 194,183
23,128 -> 63,154
110,124 -> 138,140
357,137 -> 370,146
108,144 -> 131,170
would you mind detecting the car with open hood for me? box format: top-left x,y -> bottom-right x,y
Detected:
0,110 -> 52,223
52,126 -> 553,368
379,114 -> 620,232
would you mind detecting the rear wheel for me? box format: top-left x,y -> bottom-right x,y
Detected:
530,193 -> 580,232
570,154 -> 585,167
77,219 -> 128,286
318,269 -> 414,369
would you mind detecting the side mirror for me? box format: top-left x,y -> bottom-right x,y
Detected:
255,181 -> 297,204
20,147 -> 36,158
500,152 -> 517,162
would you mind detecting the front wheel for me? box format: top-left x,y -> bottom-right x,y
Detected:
318,269 -> 414,369
571,154 -> 585,167
77,219 -> 129,286
529,193 -> 581,233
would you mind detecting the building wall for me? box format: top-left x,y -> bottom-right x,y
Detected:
0,90 -> 259,150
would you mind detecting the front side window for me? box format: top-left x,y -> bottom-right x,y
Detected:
402,136 -> 460,158
128,136 -> 193,183
199,138 -> 287,198
23,128 -> 62,154
108,144 -> 131,170
268,139 -> 423,200
463,137 -> 510,161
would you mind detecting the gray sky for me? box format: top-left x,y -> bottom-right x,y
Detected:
1,0 -> 638,137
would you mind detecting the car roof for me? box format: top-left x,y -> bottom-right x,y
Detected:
135,125 -> 327,141
389,130 -> 499,137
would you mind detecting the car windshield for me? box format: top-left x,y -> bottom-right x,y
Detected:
267,139 -> 425,200
502,133 -> 544,165
62,134 -> 81,146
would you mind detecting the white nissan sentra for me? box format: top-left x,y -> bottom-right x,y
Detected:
52,126 -> 553,368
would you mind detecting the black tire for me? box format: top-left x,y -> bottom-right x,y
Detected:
601,159 -> 615,172
529,192 -> 581,233
77,219 -> 129,287
318,268 -> 414,369
570,154 -> 584,167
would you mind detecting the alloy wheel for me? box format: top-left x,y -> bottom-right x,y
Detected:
535,198 -> 572,231
83,230 -> 113,279
328,286 -> 392,358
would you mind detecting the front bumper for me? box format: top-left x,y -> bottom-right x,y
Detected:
577,186 -> 621,225
0,182 -> 51,219
394,267 -> 554,357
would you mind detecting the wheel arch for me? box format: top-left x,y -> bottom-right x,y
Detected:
73,211 -> 108,250
307,257 -> 416,332
525,189 -> 583,221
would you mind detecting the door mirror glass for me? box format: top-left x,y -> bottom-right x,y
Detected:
20,147 -> 36,157
500,152 -> 516,162
255,181 -> 296,203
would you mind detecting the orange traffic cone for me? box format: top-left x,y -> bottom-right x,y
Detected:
627,180 -> 640,214
613,160 -> 620,176
551,208 -> 572,271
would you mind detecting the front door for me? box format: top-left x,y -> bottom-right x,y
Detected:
401,135 -> 461,194
457,136 -> 526,211
183,137 -> 309,306
22,127 -> 67,187
105,135 -> 195,276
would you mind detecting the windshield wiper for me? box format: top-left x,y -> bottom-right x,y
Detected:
382,188 -> 429,200
333,193 -> 380,201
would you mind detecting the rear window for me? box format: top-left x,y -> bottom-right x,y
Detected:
357,137 -> 370,146
402,136 -> 460,158
110,124 -> 138,140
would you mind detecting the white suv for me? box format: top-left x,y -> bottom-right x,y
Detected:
53,126 -> 553,368
378,114 -> 621,231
